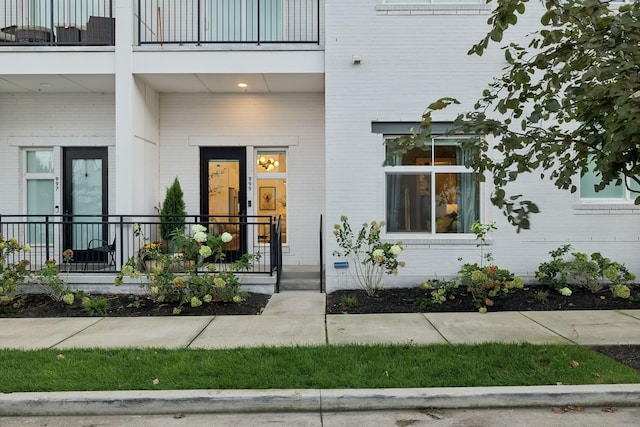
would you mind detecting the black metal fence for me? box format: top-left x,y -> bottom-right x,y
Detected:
0,0 -> 114,46
0,214 -> 282,277
137,0 -> 320,45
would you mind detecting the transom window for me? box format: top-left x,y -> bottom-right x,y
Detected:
385,137 -> 479,234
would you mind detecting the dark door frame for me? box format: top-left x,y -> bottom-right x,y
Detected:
62,147 -> 108,261
200,147 -> 247,261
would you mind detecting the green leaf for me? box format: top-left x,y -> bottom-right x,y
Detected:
490,29 -> 503,43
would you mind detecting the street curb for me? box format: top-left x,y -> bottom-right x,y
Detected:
1,384 -> 639,416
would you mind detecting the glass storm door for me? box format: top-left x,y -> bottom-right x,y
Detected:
200,147 -> 247,261
63,148 -> 108,262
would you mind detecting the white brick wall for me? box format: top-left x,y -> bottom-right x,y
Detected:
0,93 -> 115,215
324,1 -> 640,291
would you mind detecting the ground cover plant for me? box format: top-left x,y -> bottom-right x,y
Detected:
1,343 -> 638,393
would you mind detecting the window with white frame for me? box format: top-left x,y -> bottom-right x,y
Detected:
385,137 -> 480,234
25,150 -> 55,244
580,163 -> 640,202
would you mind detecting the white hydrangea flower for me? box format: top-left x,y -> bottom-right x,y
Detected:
389,245 -> 402,256
199,245 -> 212,258
192,224 -> 207,234
372,248 -> 385,263
193,231 -> 207,243
221,232 -> 233,243
559,287 -> 572,297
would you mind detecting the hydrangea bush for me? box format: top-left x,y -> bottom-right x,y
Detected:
0,235 -> 31,305
536,244 -> 636,298
116,224 -> 256,313
332,216 -> 405,296
457,221 -> 523,312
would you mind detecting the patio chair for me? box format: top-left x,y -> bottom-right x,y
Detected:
84,238 -> 116,271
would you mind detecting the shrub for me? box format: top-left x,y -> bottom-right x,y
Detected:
160,177 -> 186,242
82,296 -> 110,316
0,235 -> 32,305
458,263 -> 523,311
332,216 -> 405,296
418,278 -> 460,308
32,260 -> 75,305
536,245 -> 636,295
457,221 -> 523,312
340,295 -> 359,309
116,224 -> 257,311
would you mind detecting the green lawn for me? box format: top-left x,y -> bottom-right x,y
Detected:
1,343 -> 638,392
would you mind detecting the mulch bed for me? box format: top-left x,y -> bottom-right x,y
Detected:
0,293 -> 270,318
326,286 -> 640,314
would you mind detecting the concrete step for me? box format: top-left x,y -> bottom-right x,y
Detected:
278,265 -> 322,292
262,293 -> 326,316
278,277 -> 321,292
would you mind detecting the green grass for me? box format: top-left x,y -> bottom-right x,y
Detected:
1,343 -> 638,392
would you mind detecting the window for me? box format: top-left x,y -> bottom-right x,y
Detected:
256,150 -> 287,243
385,137 -> 479,234
580,165 -> 640,202
25,150 -> 55,244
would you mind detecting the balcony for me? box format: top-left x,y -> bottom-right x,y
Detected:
137,0 -> 320,45
0,0 -> 114,46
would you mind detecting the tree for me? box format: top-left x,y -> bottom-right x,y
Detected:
160,177 -> 186,241
386,0 -> 640,231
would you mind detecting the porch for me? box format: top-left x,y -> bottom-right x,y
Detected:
0,214 -> 282,282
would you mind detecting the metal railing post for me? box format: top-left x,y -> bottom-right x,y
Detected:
110,0 -> 114,45
137,0 -> 141,45
45,215 -> 51,261
118,215 -> 124,268
197,0 -> 201,45
257,0 -> 261,45
49,0 -> 54,46
319,214 -> 323,292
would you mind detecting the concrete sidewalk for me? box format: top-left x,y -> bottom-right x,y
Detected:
1,293 -> 640,350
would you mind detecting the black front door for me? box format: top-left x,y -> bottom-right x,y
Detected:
200,147 -> 247,261
63,147 -> 108,263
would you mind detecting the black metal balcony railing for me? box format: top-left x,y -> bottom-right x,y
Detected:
0,0 -> 114,46
138,0 -> 320,45
0,214 -> 282,279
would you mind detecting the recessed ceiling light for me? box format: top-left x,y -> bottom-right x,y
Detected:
238,83 -> 248,88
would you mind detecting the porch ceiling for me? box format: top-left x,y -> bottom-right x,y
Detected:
135,73 -> 325,94
0,73 -> 324,94
0,74 -> 114,93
